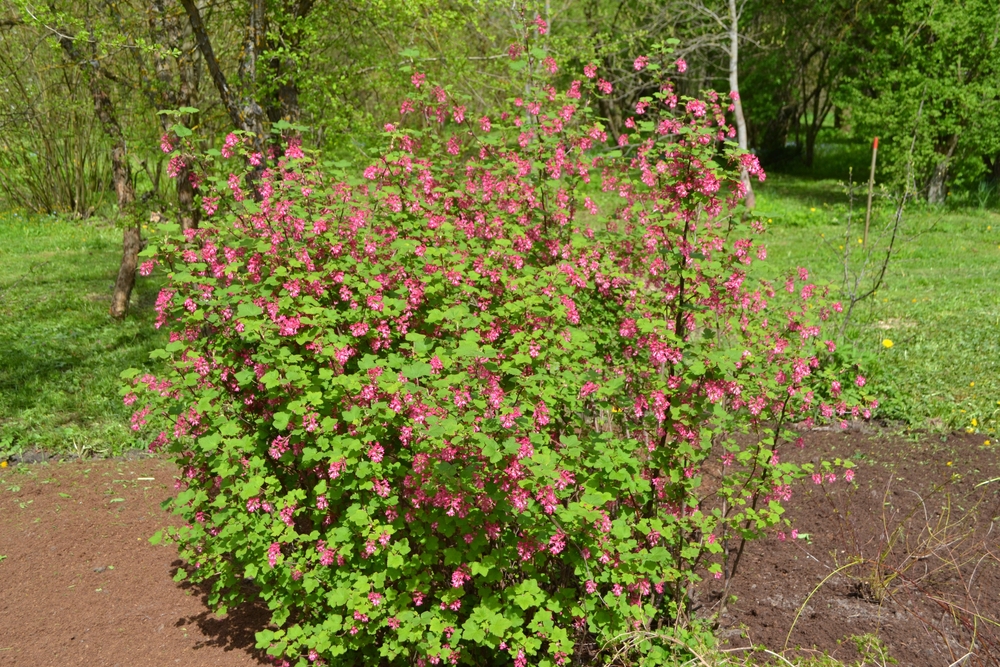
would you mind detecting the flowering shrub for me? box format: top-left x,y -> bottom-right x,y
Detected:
132,42 -> 872,667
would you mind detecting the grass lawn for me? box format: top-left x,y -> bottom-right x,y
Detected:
755,173 -> 1000,436
0,212 -> 165,458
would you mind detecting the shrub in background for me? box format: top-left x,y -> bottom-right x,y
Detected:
129,40 -> 872,667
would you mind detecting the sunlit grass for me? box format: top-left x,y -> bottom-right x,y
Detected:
756,177 -> 1000,435
0,211 -> 165,457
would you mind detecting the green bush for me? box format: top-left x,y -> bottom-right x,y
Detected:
131,45 -> 871,667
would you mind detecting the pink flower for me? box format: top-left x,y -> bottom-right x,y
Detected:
845,468 -> 855,482
160,134 -> 174,153
411,72 -> 426,88
675,58 -> 687,73
368,592 -> 383,606
584,64 -> 597,79
855,375 -> 866,388
534,15 -> 548,35
167,156 -> 186,178
138,260 -> 155,276
368,443 -> 384,463
221,132 -> 239,158
451,568 -> 470,588
267,542 -> 281,567
633,55 -> 649,71
618,318 -> 637,338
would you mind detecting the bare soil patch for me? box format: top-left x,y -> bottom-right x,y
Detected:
1,431 -> 997,666
706,431 -> 1000,666
0,458 -> 267,666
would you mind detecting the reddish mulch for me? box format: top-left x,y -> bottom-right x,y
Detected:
0,457 -> 267,667
1,432 -> 997,666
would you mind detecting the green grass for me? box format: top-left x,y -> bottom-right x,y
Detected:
0,211 -> 166,458
754,174 -> 1000,436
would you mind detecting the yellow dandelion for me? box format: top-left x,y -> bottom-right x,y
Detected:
0,461 -> 6,468
858,238 -> 864,244
911,298 -> 917,303
984,440 -> 992,447
946,461 -> 953,466
767,218 -> 772,223
970,382 -> 976,387
810,207 -> 817,212
882,339 -> 894,348
972,418 -> 979,427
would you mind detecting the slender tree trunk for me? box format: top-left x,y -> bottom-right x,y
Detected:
983,153 -> 1000,186
728,0 -> 755,209
56,30 -> 139,319
181,0 -> 267,162
149,0 -> 200,230
927,133 -> 959,204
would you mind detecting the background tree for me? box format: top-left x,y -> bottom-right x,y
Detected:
841,0 -> 1000,201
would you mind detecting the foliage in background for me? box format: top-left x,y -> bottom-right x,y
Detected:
840,0 -> 1000,202
4,0 -> 1000,218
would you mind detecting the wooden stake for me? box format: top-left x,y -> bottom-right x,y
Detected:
864,137 -> 879,247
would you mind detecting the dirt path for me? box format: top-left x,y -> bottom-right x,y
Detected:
0,458 -> 266,667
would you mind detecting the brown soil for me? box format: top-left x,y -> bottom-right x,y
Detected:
1,431 -> 997,667
705,430 -> 1000,666
0,458 -> 267,667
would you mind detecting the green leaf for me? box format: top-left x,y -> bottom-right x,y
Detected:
402,362 -> 432,379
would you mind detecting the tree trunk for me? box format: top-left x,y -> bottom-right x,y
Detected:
150,0 -> 200,230
983,153 -> 1000,186
728,0 -> 755,209
57,29 -> 139,319
181,0 -> 268,163
265,0 -> 314,129
927,134 -> 959,204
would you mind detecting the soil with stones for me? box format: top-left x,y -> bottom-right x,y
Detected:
1,431 -> 997,667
